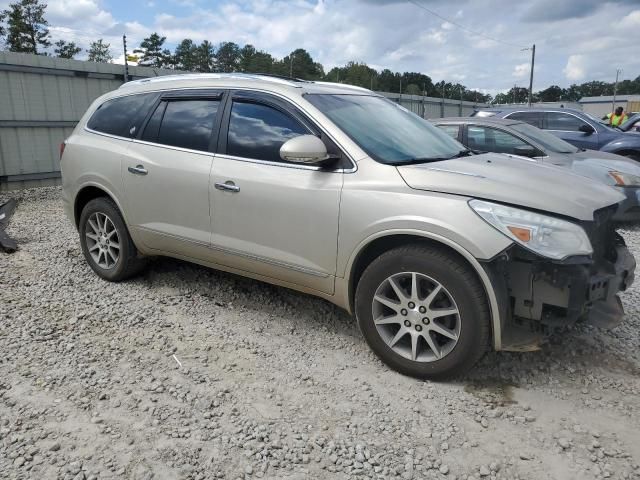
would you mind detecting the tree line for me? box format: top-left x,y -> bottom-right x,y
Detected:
1,0 -> 638,103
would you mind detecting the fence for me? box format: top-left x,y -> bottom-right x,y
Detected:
0,51 -> 487,189
381,92 -> 487,119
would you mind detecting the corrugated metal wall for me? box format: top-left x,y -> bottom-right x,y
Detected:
0,51 -> 487,189
0,52 -> 183,188
381,92 -> 486,119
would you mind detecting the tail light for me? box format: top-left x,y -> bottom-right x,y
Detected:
59,141 -> 66,160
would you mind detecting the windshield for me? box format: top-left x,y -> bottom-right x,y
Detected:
511,122 -> 579,153
305,94 -> 466,164
584,112 -> 616,131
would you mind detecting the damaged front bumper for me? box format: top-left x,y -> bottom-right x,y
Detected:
485,234 -> 635,351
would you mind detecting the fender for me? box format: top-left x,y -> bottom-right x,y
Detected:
342,228 -> 505,350
73,179 -> 129,227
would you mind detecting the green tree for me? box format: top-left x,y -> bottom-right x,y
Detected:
54,39 -> 80,59
536,85 -> 565,102
216,41 -> 240,72
173,38 -> 197,71
194,40 -> 215,72
283,48 -> 323,80
1,0 -> 51,54
134,32 -> 171,68
86,39 -> 112,63
238,44 -> 275,73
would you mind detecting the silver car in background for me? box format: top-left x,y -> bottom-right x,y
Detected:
434,117 -> 640,221
60,74 -> 635,380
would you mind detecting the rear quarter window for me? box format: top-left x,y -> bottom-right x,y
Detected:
87,93 -> 156,137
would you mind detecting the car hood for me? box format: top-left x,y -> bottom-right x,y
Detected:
545,150 -> 640,186
396,152 -> 625,221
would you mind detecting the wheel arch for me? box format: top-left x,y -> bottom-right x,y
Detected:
346,231 -> 503,350
74,183 -> 126,228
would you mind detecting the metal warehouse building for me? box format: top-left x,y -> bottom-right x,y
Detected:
579,94 -> 640,118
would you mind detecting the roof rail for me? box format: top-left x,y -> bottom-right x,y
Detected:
119,72 -> 303,89
312,81 -> 372,93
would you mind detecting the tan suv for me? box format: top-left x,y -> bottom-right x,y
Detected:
61,74 -> 635,379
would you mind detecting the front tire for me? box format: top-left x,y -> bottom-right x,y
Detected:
79,197 -> 145,281
355,244 -> 490,380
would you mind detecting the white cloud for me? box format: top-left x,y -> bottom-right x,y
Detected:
563,54 -> 586,81
512,62 -> 529,78
620,9 -> 640,28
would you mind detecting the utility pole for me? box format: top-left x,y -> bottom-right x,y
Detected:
289,54 -> 293,78
527,44 -> 535,107
441,83 -> 445,118
612,68 -> 622,112
459,84 -> 463,116
122,34 -> 129,83
513,84 -> 517,104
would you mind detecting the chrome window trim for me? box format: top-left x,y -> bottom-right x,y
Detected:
504,110 -> 597,133
84,126 -> 214,157
138,226 -> 329,278
214,153 -> 355,173
84,86 -> 358,173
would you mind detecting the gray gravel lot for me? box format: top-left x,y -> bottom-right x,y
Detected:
1,186 -> 639,480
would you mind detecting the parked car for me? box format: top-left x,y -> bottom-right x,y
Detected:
434,117 -> 640,221
616,112 -> 640,133
61,74 -> 635,380
471,107 -> 640,161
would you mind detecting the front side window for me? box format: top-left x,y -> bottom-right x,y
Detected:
506,111 -> 543,129
545,112 -> 588,132
87,93 -> 156,137
227,101 -> 308,162
467,126 -> 530,154
437,124 -> 460,140
510,122 -> 578,153
305,94 -> 465,165
151,99 -> 220,151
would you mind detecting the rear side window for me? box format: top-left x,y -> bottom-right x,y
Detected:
227,101 -> 308,162
506,111 -> 543,129
87,93 -> 156,137
142,99 -> 220,152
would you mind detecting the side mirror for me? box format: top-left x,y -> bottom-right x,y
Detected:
579,124 -> 595,135
280,135 -> 330,164
513,145 -> 538,158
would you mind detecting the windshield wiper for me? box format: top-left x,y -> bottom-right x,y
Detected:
389,150 -> 474,166
447,149 -> 474,159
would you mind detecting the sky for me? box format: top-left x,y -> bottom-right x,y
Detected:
2,0 -> 639,95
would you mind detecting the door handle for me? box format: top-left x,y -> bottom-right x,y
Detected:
128,165 -> 148,175
215,181 -> 240,193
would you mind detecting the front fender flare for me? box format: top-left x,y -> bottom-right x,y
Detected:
343,228 -> 506,350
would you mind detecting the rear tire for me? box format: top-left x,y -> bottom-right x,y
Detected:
79,197 -> 145,281
355,244 -> 491,380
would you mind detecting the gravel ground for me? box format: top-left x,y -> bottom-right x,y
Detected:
1,186 -> 639,480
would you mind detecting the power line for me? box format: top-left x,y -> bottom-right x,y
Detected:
406,0 -> 527,49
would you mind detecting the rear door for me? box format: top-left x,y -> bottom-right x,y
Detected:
121,90 -> 223,256
209,91 -> 345,294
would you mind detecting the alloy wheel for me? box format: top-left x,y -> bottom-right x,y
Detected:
371,272 -> 461,362
85,212 -> 120,270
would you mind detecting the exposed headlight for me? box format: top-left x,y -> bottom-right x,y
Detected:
609,171 -> 640,187
469,199 -> 592,260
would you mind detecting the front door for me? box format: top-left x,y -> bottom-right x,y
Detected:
544,111 -> 599,150
122,94 -> 223,256
209,93 -> 343,294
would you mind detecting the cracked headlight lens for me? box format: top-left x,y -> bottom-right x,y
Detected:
469,199 -> 592,260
